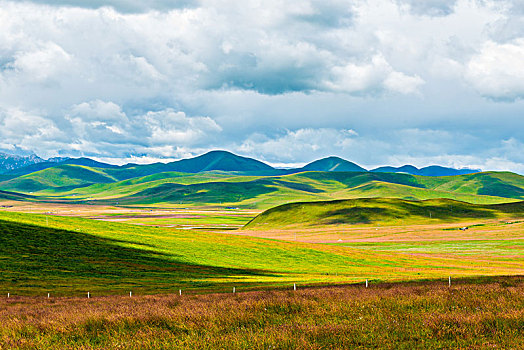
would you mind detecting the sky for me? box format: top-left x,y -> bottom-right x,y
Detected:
0,0 -> 523,172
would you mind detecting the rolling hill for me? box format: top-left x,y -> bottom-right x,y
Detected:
244,197 -> 524,229
55,171 -> 523,209
0,164 -> 117,193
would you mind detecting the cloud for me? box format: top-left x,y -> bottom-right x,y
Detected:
0,0 -> 522,172
0,102 -> 222,159
144,109 -> 222,146
398,0 -> 458,17
324,54 -> 424,95
238,128 -> 359,162
18,0 -> 197,13
466,39 -> 524,101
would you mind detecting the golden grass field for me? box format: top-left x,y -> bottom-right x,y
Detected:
1,277 -> 522,349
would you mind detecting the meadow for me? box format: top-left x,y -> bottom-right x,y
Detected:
1,276 -> 522,349
0,199 -> 523,297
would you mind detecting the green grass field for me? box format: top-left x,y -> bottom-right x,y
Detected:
0,205 -> 522,296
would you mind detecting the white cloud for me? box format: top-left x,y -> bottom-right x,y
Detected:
466,39 -> 524,101
324,54 -> 424,95
0,102 -> 222,159
238,128 -> 359,162
144,109 -> 222,145
7,41 -> 72,83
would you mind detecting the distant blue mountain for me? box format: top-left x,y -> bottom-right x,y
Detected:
119,150 -> 277,177
371,165 -> 480,176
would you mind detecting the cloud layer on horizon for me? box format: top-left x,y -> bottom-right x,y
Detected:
0,0 -> 523,173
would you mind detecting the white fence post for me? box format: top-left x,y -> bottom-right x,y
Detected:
129,291 -> 132,297
233,287 -> 235,293
47,293 -> 50,298
179,289 -> 182,296
365,279 -> 368,288
293,283 -> 296,291
449,276 -> 451,287
87,292 -> 90,298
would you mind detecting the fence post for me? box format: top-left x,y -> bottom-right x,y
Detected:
179,289 -> 182,296
293,283 -> 296,291
233,287 -> 235,293
449,276 -> 451,287
47,293 -> 50,299
7,293 -> 9,298
129,291 -> 132,297
87,292 -> 90,299
366,279 -> 368,288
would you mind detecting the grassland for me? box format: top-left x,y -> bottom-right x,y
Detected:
0,203 -> 523,297
1,277 -> 522,349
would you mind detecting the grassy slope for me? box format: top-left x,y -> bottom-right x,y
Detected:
0,165 -> 117,193
1,210 -> 521,295
244,197 -> 524,229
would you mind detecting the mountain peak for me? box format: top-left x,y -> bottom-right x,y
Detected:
301,156 -> 367,172
166,150 -> 274,173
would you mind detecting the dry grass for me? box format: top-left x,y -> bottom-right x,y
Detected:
1,276 -> 522,349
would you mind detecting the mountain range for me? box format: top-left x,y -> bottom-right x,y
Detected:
1,150 -> 480,177
0,150 -> 522,209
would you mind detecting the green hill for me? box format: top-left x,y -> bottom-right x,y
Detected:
0,164 -> 117,192
300,156 -> 367,172
2,164 -> 524,209
244,197 -> 524,229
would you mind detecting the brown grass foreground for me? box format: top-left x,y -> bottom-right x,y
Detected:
1,277 -> 523,349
